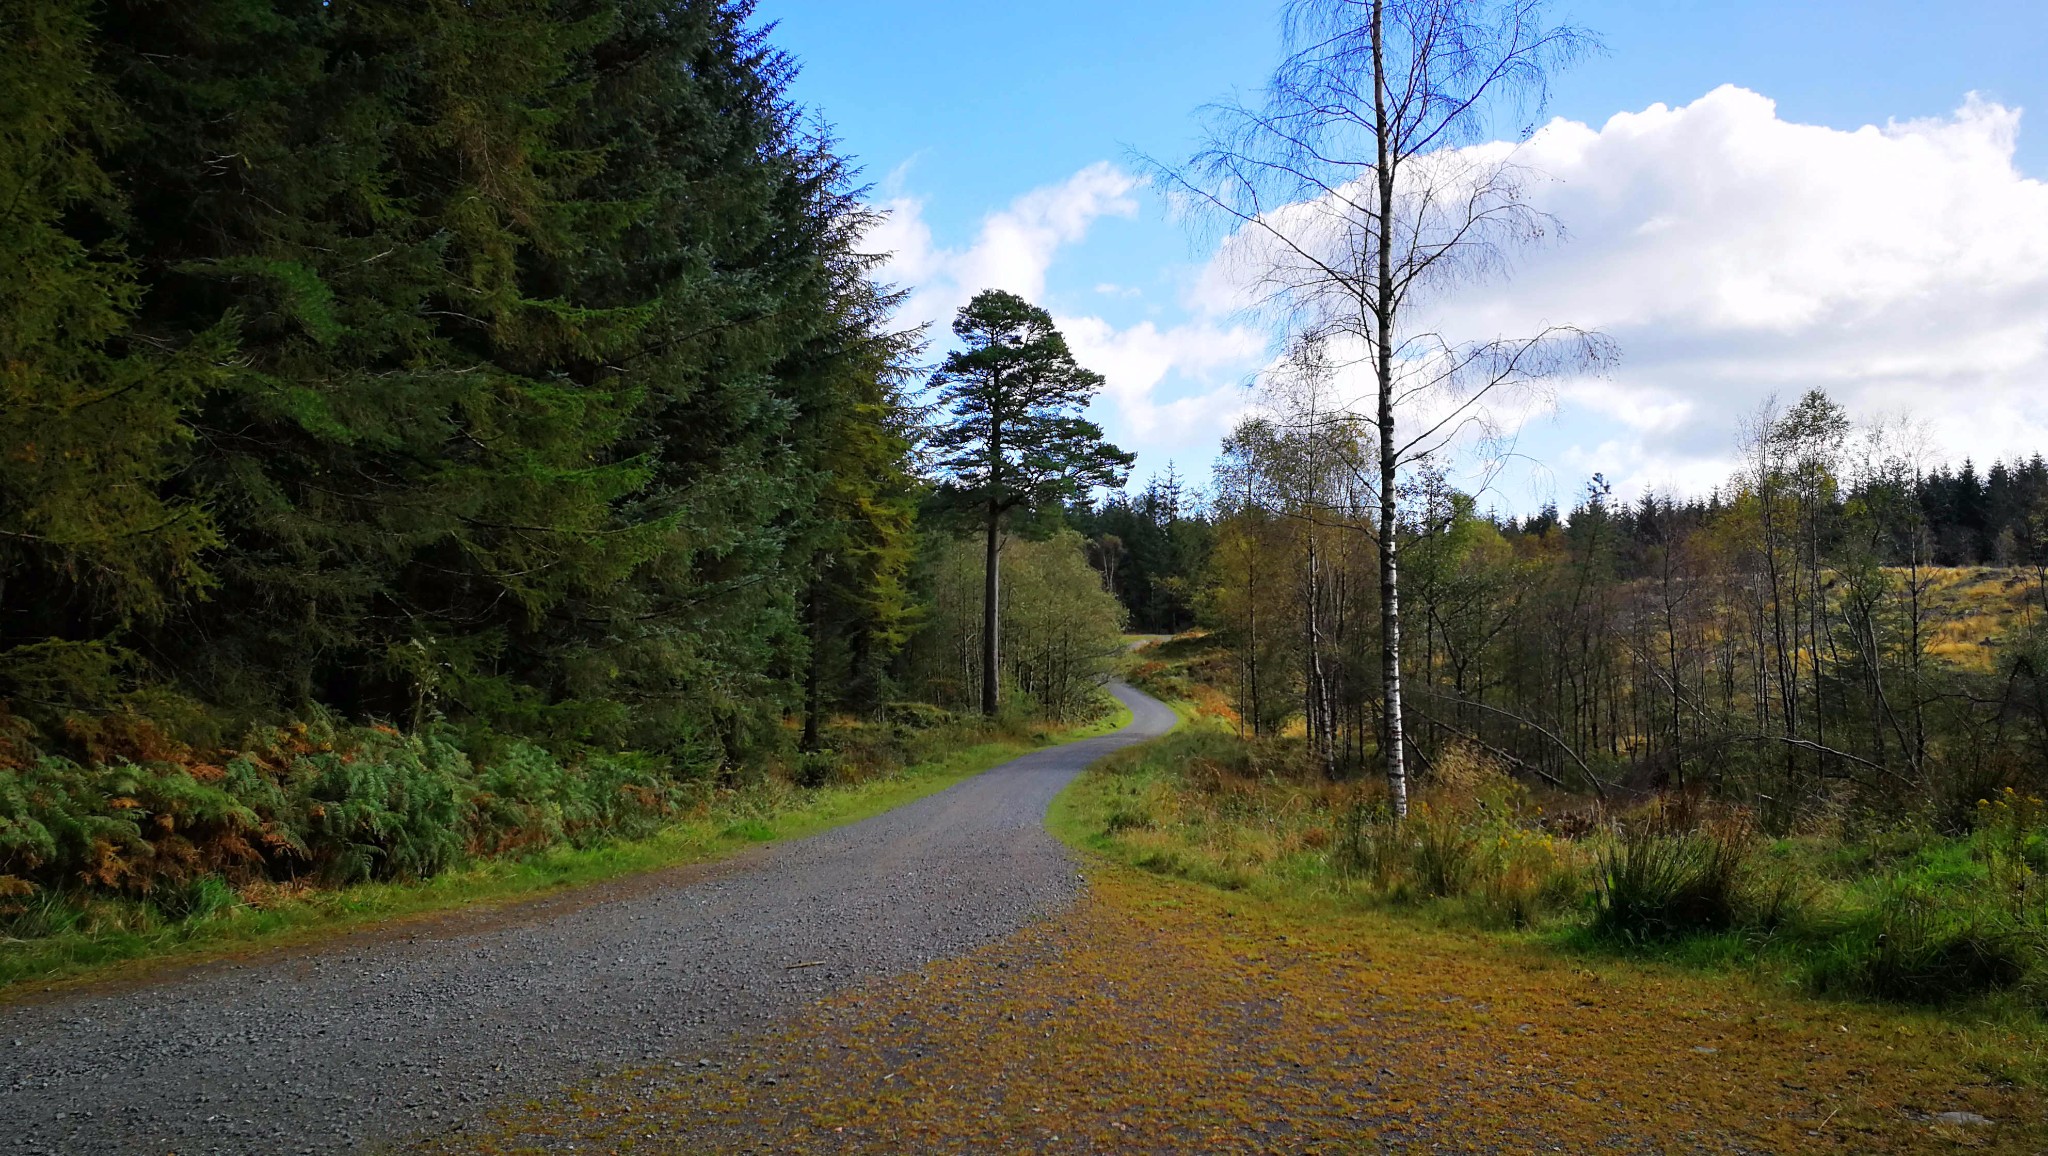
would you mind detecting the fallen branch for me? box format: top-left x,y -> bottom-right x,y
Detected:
1740,734 -> 1915,789
1410,705 -> 1569,791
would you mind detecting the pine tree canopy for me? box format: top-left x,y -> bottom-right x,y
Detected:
926,289 -> 1133,520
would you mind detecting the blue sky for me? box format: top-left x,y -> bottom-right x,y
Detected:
759,0 -> 2048,510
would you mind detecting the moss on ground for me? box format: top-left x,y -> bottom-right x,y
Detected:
414,860 -> 2045,1154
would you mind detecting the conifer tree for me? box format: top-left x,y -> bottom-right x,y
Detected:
1,0 -> 922,770
0,0 -> 227,712
927,290 -> 1132,715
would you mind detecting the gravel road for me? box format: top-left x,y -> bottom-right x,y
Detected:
1,681 -> 1176,1155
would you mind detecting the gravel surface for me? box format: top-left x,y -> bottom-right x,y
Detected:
0,682 -> 1176,1155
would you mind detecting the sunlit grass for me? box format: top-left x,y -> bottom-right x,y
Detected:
1053,704 -> 2048,1066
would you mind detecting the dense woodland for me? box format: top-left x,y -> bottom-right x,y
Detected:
0,0 -> 1128,910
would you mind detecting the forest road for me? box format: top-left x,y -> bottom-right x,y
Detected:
0,681 -> 1177,1155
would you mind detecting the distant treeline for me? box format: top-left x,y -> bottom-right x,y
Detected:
1079,453 -> 2048,643
1502,455 -> 2048,573
1071,392 -> 2048,828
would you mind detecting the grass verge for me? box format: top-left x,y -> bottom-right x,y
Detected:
417,862 -> 2048,1154
3,700 -> 1130,999
1049,711 -> 2048,1091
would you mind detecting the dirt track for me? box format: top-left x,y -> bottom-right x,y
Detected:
0,683 -> 1176,1155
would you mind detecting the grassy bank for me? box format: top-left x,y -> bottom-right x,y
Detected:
1056,651 -> 2048,1081
2,700 -> 1128,996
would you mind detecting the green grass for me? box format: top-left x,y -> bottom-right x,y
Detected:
1052,717 -> 2048,1063
2,701 -> 1131,997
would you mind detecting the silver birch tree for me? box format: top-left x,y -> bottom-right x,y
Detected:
1165,0 -> 1612,815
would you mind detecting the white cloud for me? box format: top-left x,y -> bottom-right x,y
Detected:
868,162 -> 1142,331
1416,86 -> 2048,501
870,91 -> 2048,505
1057,315 -> 1268,449
869,162 -> 1274,484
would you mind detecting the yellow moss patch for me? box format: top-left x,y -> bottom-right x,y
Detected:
415,866 -> 2045,1155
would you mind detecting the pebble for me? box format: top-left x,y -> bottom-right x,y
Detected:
1935,1111 -> 1994,1127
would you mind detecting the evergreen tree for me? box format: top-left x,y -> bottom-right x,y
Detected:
2,0 -> 922,774
926,290 -> 1131,715
0,0 -> 228,714
1072,468 -> 1214,633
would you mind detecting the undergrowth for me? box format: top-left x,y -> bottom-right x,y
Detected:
1,694 -> 1126,991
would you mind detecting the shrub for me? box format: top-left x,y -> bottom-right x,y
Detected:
1327,799 -> 1392,881
156,875 -> 238,922
299,732 -> 471,883
882,702 -> 956,731
567,753 -> 678,843
1592,820 -> 1750,942
792,749 -> 839,789
471,742 -> 575,855
0,757 -> 143,886
1412,804 -> 1480,898
1105,802 -> 1156,833
1477,828 -> 1579,929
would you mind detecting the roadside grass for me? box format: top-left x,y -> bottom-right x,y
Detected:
396,675 -> 2047,1153
1049,710 -> 2048,1088
416,862 -> 2048,1155
1,699 -> 1130,997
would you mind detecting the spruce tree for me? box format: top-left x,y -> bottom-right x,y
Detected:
0,0 -> 227,713
2,0 -> 923,774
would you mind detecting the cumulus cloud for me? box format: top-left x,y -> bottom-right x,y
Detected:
868,91 -> 2047,504
1058,316 -> 1268,445
868,162 -> 1142,331
867,164 -> 1272,481
1416,86 -> 2048,501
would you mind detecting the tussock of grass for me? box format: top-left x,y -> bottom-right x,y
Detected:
1809,888 -> 2037,1006
1591,816 -> 1750,943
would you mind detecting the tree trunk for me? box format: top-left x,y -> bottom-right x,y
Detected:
981,503 -> 1002,716
1306,524 -> 1334,773
801,576 -> 824,751
1663,559 -> 1685,789
1372,0 -> 1409,818
1246,546 -> 1261,737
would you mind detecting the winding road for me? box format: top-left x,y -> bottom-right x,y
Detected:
1,681 -> 1176,1155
